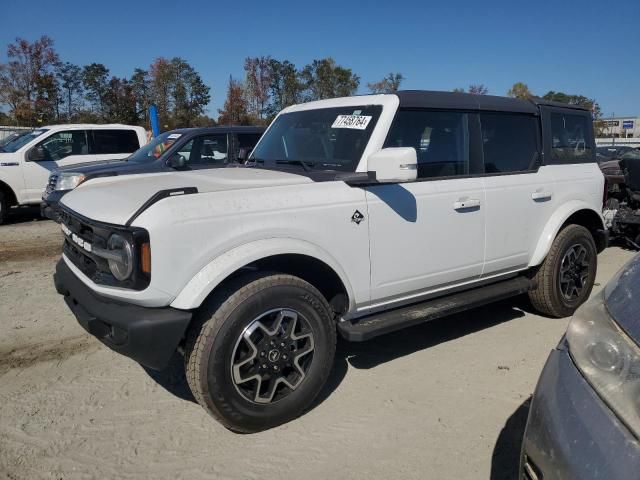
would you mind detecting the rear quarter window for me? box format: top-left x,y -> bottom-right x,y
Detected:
91,129 -> 140,154
550,112 -> 593,163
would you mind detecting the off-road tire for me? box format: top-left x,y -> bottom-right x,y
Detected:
184,272 -> 336,433
0,190 -> 8,224
528,224 -> 597,318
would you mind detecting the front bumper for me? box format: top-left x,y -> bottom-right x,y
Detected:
54,259 -> 192,370
521,346 -> 640,479
41,189 -> 69,222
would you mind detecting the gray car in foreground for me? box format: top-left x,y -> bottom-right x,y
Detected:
521,253 -> 640,479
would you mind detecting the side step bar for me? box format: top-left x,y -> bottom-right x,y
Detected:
338,276 -> 535,342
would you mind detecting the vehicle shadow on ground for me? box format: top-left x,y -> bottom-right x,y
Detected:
145,297 -> 530,414
490,397 -> 531,480
142,352 -> 196,403
313,296 -> 529,407
5,206 -> 47,225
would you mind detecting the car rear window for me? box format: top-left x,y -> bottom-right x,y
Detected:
91,129 -> 140,154
550,113 -> 593,162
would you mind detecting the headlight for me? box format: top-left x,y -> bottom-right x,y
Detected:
55,172 -> 86,191
566,293 -> 640,437
107,234 -> 133,281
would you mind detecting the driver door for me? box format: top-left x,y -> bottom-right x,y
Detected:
22,129 -> 89,202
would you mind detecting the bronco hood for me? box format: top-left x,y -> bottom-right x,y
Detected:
60,167 -> 312,225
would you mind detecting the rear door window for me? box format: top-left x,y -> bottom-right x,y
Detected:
91,129 -> 140,154
550,113 -> 593,162
480,113 -> 540,173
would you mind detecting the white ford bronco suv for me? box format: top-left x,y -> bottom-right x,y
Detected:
54,91 -> 607,432
0,123 -> 147,223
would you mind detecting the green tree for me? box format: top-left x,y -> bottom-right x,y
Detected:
367,73 -> 404,94
300,58 -> 359,101
507,82 -> 532,99
104,76 -> 138,124
82,63 -> 110,119
218,76 -> 250,125
266,59 -> 302,118
170,57 -> 211,127
130,68 -> 151,124
55,62 -> 83,120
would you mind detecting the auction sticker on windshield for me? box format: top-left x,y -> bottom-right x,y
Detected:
332,115 -> 372,130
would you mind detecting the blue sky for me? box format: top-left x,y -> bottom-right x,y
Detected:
2,0 -> 639,119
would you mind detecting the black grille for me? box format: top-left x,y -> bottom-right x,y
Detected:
59,206 -> 150,290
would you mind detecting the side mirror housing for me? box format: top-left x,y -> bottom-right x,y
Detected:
237,148 -> 252,163
367,147 -> 417,183
28,146 -> 46,162
167,154 -> 186,169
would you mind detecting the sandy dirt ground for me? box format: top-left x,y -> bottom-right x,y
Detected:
1,208 -> 637,480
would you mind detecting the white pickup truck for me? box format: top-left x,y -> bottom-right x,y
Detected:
53,91 -> 607,432
0,123 -> 147,223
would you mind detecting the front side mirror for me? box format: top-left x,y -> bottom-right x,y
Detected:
237,148 -> 252,162
167,154 -> 186,169
367,147 -> 417,183
28,146 -> 47,162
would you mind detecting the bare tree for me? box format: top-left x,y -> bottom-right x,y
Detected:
367,73 -> 404,94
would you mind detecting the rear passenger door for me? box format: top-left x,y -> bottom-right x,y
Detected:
88,129 -> 141,161
366,109 -> 486,308
480,112 -> 555,276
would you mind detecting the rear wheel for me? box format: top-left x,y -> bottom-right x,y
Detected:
529,224 -> 597,318
0,190 -> 8,225
184,272 -> 336,433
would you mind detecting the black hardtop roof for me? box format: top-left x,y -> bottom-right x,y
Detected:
395,90 -> 591,114
168,125 -> 266,135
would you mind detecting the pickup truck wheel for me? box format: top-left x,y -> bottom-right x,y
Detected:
528,224 -> 597,318
184,273 -> 336,433
0,190 -> 7,224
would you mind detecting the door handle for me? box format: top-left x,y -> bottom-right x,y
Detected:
532,190 -> 553,201
453,198 -> 481,210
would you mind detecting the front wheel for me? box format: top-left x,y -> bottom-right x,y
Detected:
529,224 -> 597,318
184,273 -> 336,433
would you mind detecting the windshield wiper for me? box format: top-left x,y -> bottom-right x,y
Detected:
275,159 -> 314,173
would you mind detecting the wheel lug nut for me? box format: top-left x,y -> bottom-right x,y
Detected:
260,351 -> 265,357
262,363 -> 267,369
273,365 -> 279,371
280,342 -> 285,347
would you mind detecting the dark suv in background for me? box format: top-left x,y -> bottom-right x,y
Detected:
41,126 -> 264,221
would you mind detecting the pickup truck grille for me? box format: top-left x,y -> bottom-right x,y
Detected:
44,173 -> 58,196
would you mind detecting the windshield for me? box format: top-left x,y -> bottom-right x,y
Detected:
249,105 -> 382,172
1,129 -> 48,152
127,131 -> 182,163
